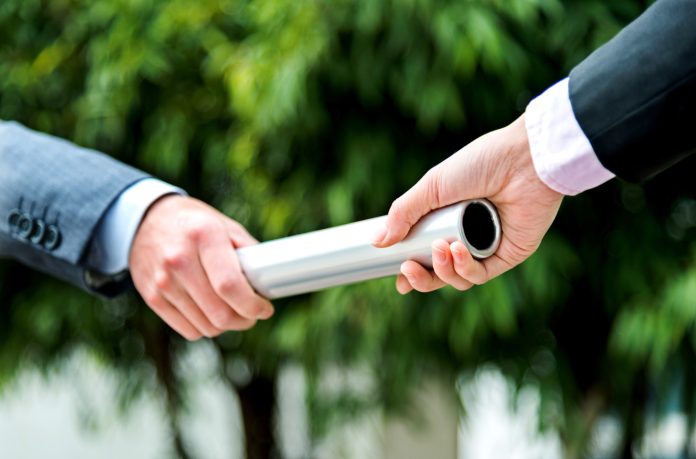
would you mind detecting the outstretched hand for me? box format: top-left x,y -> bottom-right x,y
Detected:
372,115 -> 563,294
129,195 -> 273,340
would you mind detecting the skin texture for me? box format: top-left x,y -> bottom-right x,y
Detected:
372,114 -> 564,294
129,195 -> 273,340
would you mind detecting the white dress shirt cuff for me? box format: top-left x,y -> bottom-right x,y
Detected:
525,77 -> 615,196
89,178 -> 185,275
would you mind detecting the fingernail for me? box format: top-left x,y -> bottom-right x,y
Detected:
433,248 -> 446,264
259,307 -> 274,320
372,225 -> 388,246
400,263 -> 414,281
451,242 -> 464,260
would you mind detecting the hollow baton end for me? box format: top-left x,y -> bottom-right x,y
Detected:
457,199 -> 502,259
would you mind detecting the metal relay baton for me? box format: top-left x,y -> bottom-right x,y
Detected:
236,199 -> 501,299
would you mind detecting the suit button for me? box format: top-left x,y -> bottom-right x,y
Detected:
30,219 -> 46,245
16,213 -> 34,239
7,209 -> 21,231
43,224 -> 61,251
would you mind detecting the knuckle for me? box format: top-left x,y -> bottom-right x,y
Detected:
163,250 -> 189,270
214,275 -> 242,297
435,254 -> 451,268
184,218 -> 211,242
143,290 -> 162,308
153,270 -> 172,291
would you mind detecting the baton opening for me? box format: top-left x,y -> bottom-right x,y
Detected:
462,202 -> 496,252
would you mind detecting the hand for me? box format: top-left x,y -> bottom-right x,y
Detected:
372,114 -> 563,294
129,195 -> 273,340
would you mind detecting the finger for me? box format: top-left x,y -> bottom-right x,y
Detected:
373,170 -> 442,248
396,274 -> 413,294
477,237 -> 527,282
431,240 -> 474,291
225,219 -> 258,247
450,241 -> 489,285
174,260 -> 259,330
145,293 -> 203,341
159,278 -> 223,338
198,225 -> 274,321
166,243 -> 259,330
400,260 -> 446,293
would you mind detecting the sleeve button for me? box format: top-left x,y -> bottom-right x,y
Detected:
16,214 -> 34,240
30,219 -> 46,245
43,225 -> 62,251
7,209 -> 21,231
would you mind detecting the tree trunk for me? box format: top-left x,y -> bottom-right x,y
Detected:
136,314 -> 191,459
384,375 -> 458,459
237,374 -> 277,459
621,371 -> 647,459
562,387 -> 605,459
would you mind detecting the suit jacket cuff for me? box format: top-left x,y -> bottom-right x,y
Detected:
525,78 -> 615,196
85,178 -> 186,275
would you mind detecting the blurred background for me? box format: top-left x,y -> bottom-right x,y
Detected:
1,0 -> 695,458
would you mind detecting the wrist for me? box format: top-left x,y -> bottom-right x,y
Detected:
129,194 -> 188,265
87,178 -> 185,275
508,115 -> 563,199
140,193 -> 186,222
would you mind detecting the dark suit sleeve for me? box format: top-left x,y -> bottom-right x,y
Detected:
569,0 -> 696,182
0,121 -> 148,295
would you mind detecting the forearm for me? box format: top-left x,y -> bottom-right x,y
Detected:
569,0 -> 696,182
0,121 -> 274,339
0,121 -> 148,293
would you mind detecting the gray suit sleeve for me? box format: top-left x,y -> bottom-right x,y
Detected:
569,0 -> 696,182
0,121 -> 149,294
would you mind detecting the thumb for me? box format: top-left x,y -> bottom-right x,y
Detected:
373,167 -> 453,247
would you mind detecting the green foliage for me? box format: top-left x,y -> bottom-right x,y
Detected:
3,0 -> 695,456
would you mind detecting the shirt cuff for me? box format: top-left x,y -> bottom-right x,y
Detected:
525,77 -> 615,196
87,178 -> 185,275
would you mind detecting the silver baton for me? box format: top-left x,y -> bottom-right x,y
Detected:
237,199 -> 501,299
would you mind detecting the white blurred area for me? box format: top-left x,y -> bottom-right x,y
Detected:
0,345 -> 687,458
458,368 -> 562,459
0,344 -> 244,459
